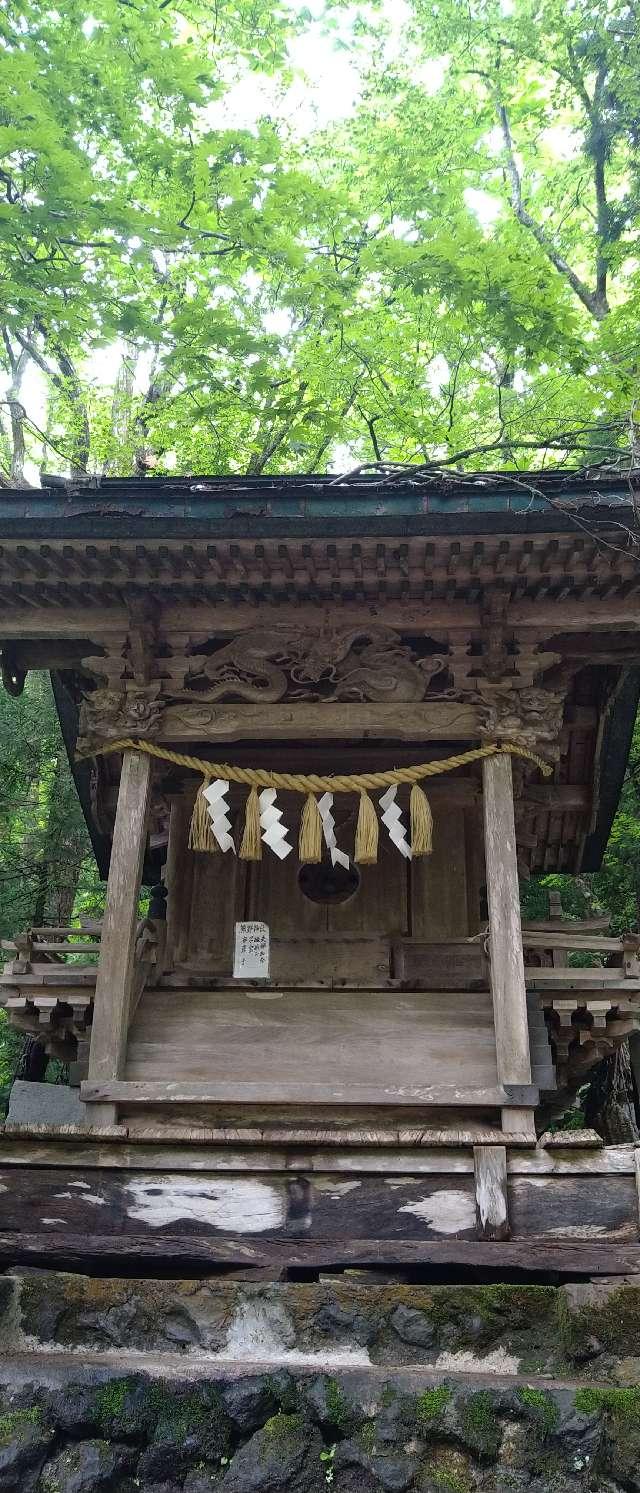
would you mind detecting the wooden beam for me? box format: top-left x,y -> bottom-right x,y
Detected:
522,785 -> 591,810
482,753 -> 532,1086
474,1145 -> 510,1240
522,932 -> 626,953
0,1137 -> 635,1173
80,1078 -> 538,1107
146,701 -> 483,745
0,1231 -> 639,1276
86,750 -> 152,1120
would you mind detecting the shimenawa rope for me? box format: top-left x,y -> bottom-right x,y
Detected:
81,737 -> 552,863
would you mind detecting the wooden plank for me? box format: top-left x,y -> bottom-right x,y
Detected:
0,1232 -> 639,1276
83,1078 -> 528,1107
474,1146 -> 510,1240
522,932 -> 625,953
0,1140 -> 634,1174
482,754 -> 532,1086
87,751 -> 152,1114
509,1175 -> 638,1240
186,840 -> 245,972
328,818 -> 408,939
270,939 -> 391,986
164,794 -> 194,969
395,941 -> 486,989
525,967 -> 640,987
125,986 -> 499,1092
522,785 -> 591,810
412,805 -> 469,940
0,1166 -> 478,1240
508,1145 -> 636,1175
1,1122 -> 523,1147
522,918 -> 611,933
634,1148 -> 640,1234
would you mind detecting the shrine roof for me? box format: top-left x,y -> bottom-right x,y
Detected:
0,466 -> 637,539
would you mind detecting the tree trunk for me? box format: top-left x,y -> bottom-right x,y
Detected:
584,1041 -> 640,1143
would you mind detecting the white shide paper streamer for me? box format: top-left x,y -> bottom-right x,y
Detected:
202,779 -> 236,853
259,788 -> 293,860
379,784 -> 412,859
317,792 -> 350,870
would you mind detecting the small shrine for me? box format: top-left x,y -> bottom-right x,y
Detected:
1,468 -> 639,1276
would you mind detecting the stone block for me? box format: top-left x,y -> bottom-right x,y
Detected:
6,1080 -> 88,1128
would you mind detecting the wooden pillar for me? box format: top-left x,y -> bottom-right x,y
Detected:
482,753 -> 532,1089
473,1145 -> 510,1239
85,750 -> 152,1122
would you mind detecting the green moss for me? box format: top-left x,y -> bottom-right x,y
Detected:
426,1285 -> 556,1348
357,1419 -> 377,1453
574,1387 -> 638,1483
0,1407 -> 42,1446
575,1385 -> 640,1422
93,1376 -> 229,1457
149,1384 -> 228,1448
262,1412 -> 305,1446
265,1375 -> 300,1415
415,1386 -> 451,1434
516,1387 -> 559,1433
459,1391 -> 500,1457
92,1377 -> 137,1433
421,1445 -> 473,1492
325,1378 -> 353,1431
560,1284 -> 640,1360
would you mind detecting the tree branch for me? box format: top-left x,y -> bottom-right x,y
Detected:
496,99 -> 609,320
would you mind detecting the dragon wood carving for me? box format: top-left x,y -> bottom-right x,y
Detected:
182,625 -> 447,704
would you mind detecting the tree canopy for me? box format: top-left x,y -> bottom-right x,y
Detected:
2,0 -> 640,479
2,0 -> 640,1124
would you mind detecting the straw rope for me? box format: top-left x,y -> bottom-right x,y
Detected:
80,736 -> 554,786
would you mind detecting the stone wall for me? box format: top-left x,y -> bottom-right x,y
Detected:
1,1272 -> 639,1492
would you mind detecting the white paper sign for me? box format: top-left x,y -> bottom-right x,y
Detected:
233,920 -> 270,979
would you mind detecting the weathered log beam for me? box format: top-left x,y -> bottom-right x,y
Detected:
0,1232 -> 638,1277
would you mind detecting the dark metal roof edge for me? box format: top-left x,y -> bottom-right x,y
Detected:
0,504 -> 636,543
581,667 -> 640,873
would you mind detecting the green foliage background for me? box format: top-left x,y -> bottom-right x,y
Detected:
1,0 -> 640,1097
1,0 -> 640,477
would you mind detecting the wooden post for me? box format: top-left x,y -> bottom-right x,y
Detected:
85,750 -> 152,1123
482,753 -> 532,1088
473,1145 -> 510,1239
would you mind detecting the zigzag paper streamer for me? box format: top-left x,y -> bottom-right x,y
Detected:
259,788 -> 293,860
317,792 -> 350,870
379,784 -> 412,859
202,779 -> 235,853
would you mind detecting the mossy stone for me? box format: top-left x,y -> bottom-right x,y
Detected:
458,1390 -> 501,1457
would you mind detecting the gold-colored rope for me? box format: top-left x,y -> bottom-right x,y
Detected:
80,737 -> 554,786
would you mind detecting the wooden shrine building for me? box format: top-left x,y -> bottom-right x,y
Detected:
1,467 -> 640,1278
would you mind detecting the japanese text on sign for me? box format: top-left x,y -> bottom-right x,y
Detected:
233,920 -> 270,979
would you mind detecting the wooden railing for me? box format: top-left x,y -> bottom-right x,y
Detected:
0,919 -> 164,1066
521,916 -> 640,1084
